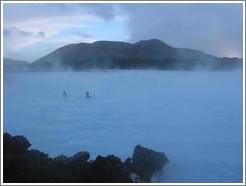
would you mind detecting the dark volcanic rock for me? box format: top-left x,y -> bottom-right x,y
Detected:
3,133 -> 168,183
4,133 -> 31,153
53,154 -> 69,162
70,151 -> 90,162
91,155 -> 132,183
132,145 -> 168,182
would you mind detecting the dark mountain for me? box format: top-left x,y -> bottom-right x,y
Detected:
30,39 -> 242,71
3,58 -> 30,72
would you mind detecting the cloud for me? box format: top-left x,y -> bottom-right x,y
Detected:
4,27 -> 45,50
3,3 -> 110,61
120,4 -> 243,57
65,4 -> 117,21
3,3 -> 115,44
3,3 -> 116,27
4,27 -> 45,39
3,27 -> 47,62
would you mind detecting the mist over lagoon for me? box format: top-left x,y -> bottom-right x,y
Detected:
4,70 -> 243,182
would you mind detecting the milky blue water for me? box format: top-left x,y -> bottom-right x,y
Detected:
3,70 -> 243,182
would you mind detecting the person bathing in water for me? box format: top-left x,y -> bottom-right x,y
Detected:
63,91 -> 67,97
86,91 -> 91,98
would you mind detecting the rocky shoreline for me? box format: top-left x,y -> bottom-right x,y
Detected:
3,133 -> 169,183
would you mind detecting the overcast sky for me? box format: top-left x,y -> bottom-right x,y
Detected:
3,3 -> 243,62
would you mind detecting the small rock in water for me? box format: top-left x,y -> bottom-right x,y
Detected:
132,145 -> 168,182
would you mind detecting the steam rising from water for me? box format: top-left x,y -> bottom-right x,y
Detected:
3,70 -> 243,182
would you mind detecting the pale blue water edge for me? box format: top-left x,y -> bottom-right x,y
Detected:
3,70 -> 243,182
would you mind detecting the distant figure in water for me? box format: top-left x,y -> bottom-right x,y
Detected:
63,91 -> 67,97
85,91 -> 90,98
